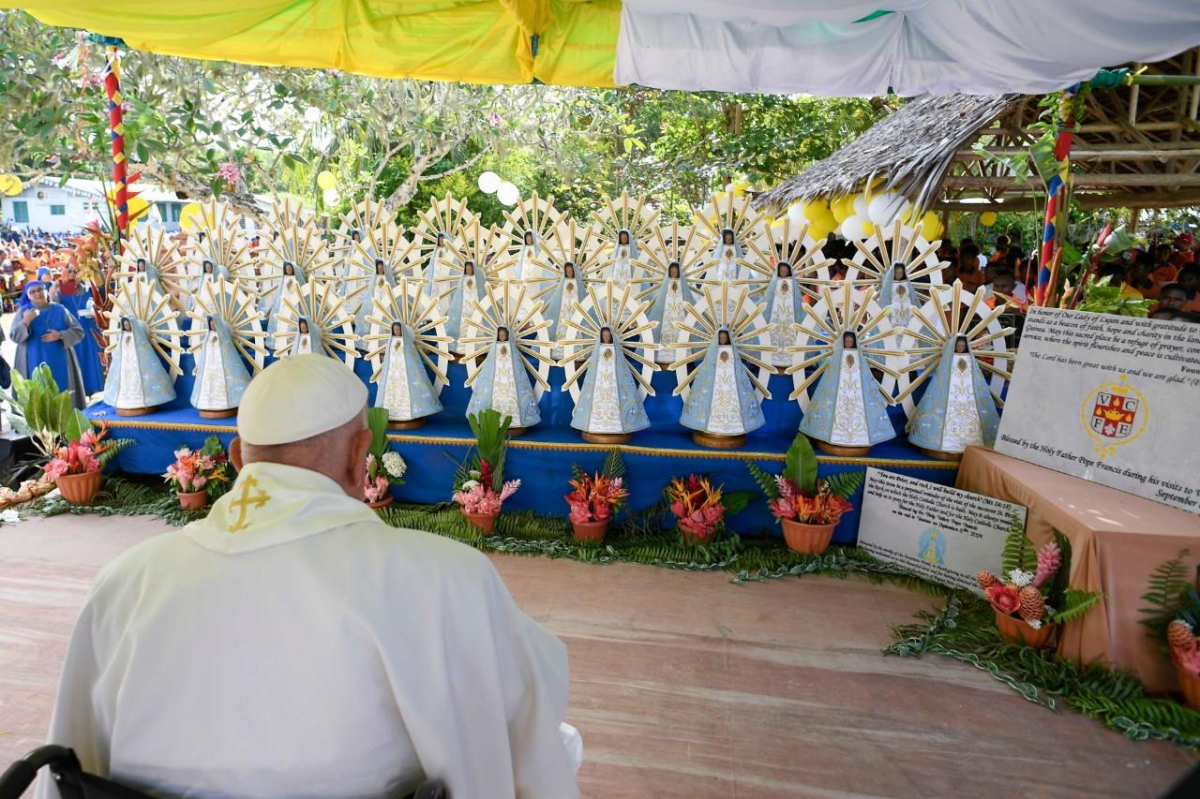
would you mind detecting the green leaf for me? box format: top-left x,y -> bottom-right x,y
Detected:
744,459 -> 781,500
723,490 -> 757,517
366,407 -> 390,457
824,470 -> 865,500
784,433 -> 818,495
1052,589 -> 1102,625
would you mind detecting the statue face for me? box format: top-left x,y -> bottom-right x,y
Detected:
778,262 -> 792,278
601,327 -> 613,344
203,261 -> 214,274
121,318 -> 132,332
436,233 -> 445,246
524,231 -> 534,246
564,263 -> 575,279
207,317 -> 216,332
284,262 -> 295,276
843,332 -> 857,350
955,337 -> 969,354
375,260 -> 385,275
619,231 -> 630,245
392,322 -> 403,337
351,231 -> 362,243
299,319 -> 309,334
723,230 -> 734,246
464,261 -> 475,276
668,262 -> 680,278
136,259 -> 147,272
718,330 -> 731,346
893,264 -> 907,280
497,327 -> 509,342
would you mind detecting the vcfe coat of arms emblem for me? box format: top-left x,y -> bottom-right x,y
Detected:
1081,375 -> 1148,460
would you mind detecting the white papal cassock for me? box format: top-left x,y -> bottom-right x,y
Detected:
38,461 -> 580,799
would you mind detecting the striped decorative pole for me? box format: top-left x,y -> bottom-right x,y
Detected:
1035,86 -> 1079,306
103,44 -> 128,254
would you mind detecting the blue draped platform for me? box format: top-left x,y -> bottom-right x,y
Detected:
87,355 -> 958,544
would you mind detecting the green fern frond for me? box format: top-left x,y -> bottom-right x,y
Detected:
1139,549 -> 1194,659
601,449 -> 625,481
744,459 -> 781,500
1051,589 -> 1102,625
98,438 -> 135,468
824,470 -> 865,500
1001,514 -> 1034,574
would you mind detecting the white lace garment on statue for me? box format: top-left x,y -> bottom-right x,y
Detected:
551,281 -> 577,360
711,248 -> 738,282
891,285 -> 914,330
706,346 -> 745,436
490,343 -> 521,422
939,353 -> 984,453
768,282 -> 797,367
830,353 -> 871,446
587,345 -> 622,434
383,338 -> 413,421
656,281 -> 687,364
115,331 -> 146,408
611,247 -> 633,287
196,331 -> 228,410
292,334 -> 313,356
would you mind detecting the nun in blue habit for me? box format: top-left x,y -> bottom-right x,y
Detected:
570,326 -> 650,437
9,282 -> 87,408
466,326 -> 541,429
679,328 -> 765,437
375,321 -> 443,423
52,271 -> 105,395
799,330 -> 895,450
102,316 -> 177,412
906,335 -> 1000,455
191,315 -> 253,414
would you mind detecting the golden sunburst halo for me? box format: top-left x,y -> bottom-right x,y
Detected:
103,282 -> 187,377
459,280 -> 555,399
557,280 -> 659,401
361,279 -> 455,391
272,280 -> 359,366
668,282 -> 773,402
185,277 -> 269,372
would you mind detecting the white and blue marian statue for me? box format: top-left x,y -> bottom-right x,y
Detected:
878,261 -> 917,330
371,318 -> 449,428
187,278 -> 267,417
264,260 -> 306,346
762,260 -> 806,368
707,227 -> 742,283
669,288 -> 772,447
906,335 -> 1001,455
354,257 -> 398,348
103,316 -> 178,413
604,229 -> 639,288
641,260 -> 696,365
798,330 -> 896,452
461,282 -> 554,432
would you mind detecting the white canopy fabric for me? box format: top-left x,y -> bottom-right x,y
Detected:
615,0 -> 1200,96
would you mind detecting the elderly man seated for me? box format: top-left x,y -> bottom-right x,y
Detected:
39,355 -> 582,798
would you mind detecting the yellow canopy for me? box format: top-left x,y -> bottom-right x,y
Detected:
6,0 -> 621,86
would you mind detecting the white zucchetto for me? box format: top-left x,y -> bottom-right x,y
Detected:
236,354 -> 367,446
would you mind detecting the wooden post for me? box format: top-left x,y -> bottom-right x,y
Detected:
1129,207 -> 1141,233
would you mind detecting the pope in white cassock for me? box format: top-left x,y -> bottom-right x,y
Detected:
38,354 -> 582,799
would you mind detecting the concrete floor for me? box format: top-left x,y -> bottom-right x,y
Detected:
0,514 -> 1193,798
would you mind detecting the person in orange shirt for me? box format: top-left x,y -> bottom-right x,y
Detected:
1171,233 -> 1196,270
1151,243 -> 1179,286
957,244 -> 985,291
1128,251 -> 1161,300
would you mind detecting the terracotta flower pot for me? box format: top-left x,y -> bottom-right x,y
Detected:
1173,662 -> 1200,711
781,518 -> 836,554
679,526 -> 717,546
177,490 -> 208,511
464,510 -> 498,534
55,470 -> 103,505
368,494 -> 394,510
572,519 -> 608,543
994,609 -> 1055,649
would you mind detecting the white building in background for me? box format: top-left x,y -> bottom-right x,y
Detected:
0,176 -> 188,234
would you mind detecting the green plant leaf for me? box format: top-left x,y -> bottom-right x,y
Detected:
784,433 -> 818,495
744,459 -> 781,500
824,470 -> 865,500
722,490 -> 757,517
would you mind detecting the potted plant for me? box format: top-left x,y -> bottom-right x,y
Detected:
163,436 -> 233,510
746,433 -> 862,554
4,364 -> 93,461
452,410 -> 519,533
363,409 -> 406,509
1139,551 -> 1200,709
978,526 -> 1100,649
663,474 -> 752,545
44,424 -> 132,505
566,452 -> 628,543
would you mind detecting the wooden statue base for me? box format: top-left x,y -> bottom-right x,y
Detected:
814,441 -> 871,457
692,431 -> 746,450
507,426 -> 529,437
115,405 -> 160,417
915,446 -> 964,462
388,418 -> 427,430
198,408 -> 238,419
582,432 -> 631,445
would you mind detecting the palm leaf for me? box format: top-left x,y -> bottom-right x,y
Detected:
824,470 -> 865,500
1139,549 -> 1194,659
744,459 -> 781,500
783,433 -> 818,495
601,449 -> 625,481
1001,515 -> 1035,575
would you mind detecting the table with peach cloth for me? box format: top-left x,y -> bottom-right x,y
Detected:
956,445 -> 1200,692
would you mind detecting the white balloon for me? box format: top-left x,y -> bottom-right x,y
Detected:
840,215 -> 869,242
478,171 -> 502,194
322,187 -> 339,205
853,195 -> 869,218
867,192 -> 910,228
497,182 -> 520,206
786,204 -> 808,225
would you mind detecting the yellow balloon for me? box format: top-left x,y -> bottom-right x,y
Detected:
980,211 -> 998,226
808,219 -> 836,241
0,174 -> 23,196
862,219 -> 876,236
830,195 -> 853,223
316,170 -> 337,191
920,211 -> 943,240
179,202 -> 204,232
802,199 -> 830,221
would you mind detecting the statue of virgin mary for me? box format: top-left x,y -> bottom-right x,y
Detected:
513,229 -> 539,281
538,261 -> 585,360
763,260 -> 805,369
799,331 -> 896,451
568,326 -> 651,442
191,315 -> 253,416
679,328 -> 765,439
355,258 -> 397,347
102,316 -> 177,414
906,335 -> 1001,455
288,317 -> 322,357
607,229 -> 639,288
879,261 -> 917,330
376,321 -> 444,425
265,260 -> 306,346
644,261 -> 694,365
708,228 -> 742,283
466,326 -> 542,429
442,258 -> 488,355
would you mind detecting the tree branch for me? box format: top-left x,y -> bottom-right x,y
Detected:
417,145 -> 490,182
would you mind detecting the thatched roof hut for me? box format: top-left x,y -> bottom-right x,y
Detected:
756,47 -> 1200,215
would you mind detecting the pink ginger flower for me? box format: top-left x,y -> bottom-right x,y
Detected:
498,479 -> 521,502
1033,543 -> 1062,588
216,161 -> 241,188
775,476 -> 797,499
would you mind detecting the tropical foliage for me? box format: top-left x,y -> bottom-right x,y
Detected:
981,524 -> 1101,628
2,364 -> 91,459
745,433 -> 864,524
